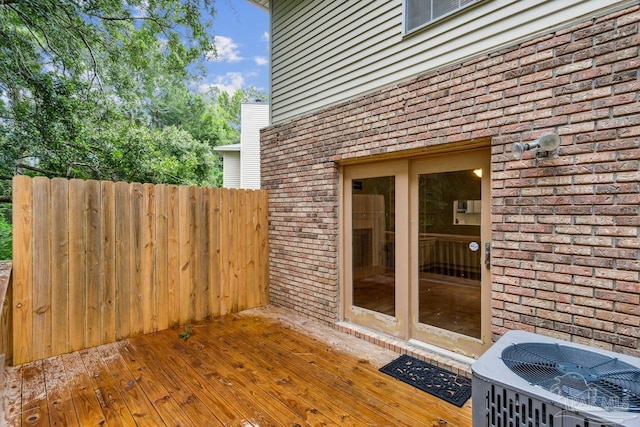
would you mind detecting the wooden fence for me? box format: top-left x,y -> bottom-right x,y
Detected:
12,175 -> 269,365
0,261 -> 11,366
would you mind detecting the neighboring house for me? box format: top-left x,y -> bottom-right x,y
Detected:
248,0 -> 640,366
215,143 -> 241,188
215,101 -> 269,189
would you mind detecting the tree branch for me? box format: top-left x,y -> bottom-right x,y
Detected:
7,4 -> 62,63
15,163 -> 61,178
57,3 -> 102,91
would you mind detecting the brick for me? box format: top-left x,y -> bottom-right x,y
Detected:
574,316 -> 615,332
570,64 -> 612,82
595,310 -> 640,326
263,5 -> 640,344
595,47 -> 638,66
536,309 -> 571,324
616,8 -> 640,26
593,331 -> 636,347
574,296 -> 613,310
595,290 -> 639,304
574,257 -> 615,269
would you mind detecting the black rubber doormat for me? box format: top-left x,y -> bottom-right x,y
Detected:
379,354 -> 472,407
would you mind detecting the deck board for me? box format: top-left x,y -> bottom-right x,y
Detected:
3,307 -> 472,426
42,356 -> 79,427
21,360 -> 49,426
61,352 -> 105,426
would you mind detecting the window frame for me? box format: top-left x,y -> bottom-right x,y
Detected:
403,0 -> 483,36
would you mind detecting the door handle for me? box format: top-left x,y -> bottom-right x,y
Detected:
485,242 -> 491,270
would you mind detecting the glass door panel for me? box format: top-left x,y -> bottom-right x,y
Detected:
351,176 -> 395,317
418,169 -> 482,339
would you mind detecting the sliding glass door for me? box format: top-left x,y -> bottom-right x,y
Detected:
343,149 -> 491,357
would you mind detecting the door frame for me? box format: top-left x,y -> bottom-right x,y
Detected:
409,149 -> 492,358
342,159 -> 409,338
340,147 -> 492,357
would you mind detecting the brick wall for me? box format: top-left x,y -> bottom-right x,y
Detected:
262,6 -> 640,356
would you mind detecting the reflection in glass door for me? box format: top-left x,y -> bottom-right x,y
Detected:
417,169 -> 482,339
351,176 -> 395,317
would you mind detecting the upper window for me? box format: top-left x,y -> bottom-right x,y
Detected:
405,0 -> 479,33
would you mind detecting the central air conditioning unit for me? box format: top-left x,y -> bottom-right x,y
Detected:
472,330 -> 640,427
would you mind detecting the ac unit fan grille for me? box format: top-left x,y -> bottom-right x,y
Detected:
502,343 -> 640,412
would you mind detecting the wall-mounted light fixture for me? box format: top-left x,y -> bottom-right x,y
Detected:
512,133 -> 560,160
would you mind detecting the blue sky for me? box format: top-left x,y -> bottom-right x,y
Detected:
198,0 -> 269,96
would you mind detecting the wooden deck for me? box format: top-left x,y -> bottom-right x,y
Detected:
2,307 -> 472,426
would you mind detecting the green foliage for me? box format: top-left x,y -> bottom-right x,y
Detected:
100,124 -> 216,185
0,0 -> 268,189
179,325 -> 193,341
0,0 -> 229,186
0,213 -> 11,261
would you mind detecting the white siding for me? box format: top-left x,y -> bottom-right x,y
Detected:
270,0 -> 635,124
240,103 -> 270,189
222,151 -> 241,189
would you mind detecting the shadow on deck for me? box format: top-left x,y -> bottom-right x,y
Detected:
2,306 -> 472,426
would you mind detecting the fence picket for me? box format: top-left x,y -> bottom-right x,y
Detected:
32,177 -> 51,360
178,185 -> 191,324
130,182 -> 144,337
155,184 -> 168,331
198,187 -> 210,320
229,189 -> 238,313
190,186 -> 202,321
50,178 -> 69,356
115,182 -> 131,340
259,190 -> 270,305
85,180 -> 101,348
237,190 -> 247,312
141,183 -> 155,334
167,185 -> 180,327
209,188 -> 221,317
100,181 -> 116,344
219,188 -> 231,314
68,179 -> 86,352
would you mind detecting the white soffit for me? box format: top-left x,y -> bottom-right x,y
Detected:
245,0 -> 269,12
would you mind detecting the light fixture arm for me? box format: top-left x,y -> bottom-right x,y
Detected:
512,133 -> 560,160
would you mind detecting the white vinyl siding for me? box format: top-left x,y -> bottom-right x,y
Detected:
222,151 -> 241,189
240,103 -> 270,190
270,0 -> 635,125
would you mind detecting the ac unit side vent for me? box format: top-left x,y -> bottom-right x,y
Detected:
474,376 -> 562,426
474,376 -> 617,427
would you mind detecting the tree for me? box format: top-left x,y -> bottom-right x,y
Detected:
0,0 -> 219,185
147,85 -> 267,187
152,86 -> 268,148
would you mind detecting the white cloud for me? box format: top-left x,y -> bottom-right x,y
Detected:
198,72 -> 245,94
206,35 -> 243,63
261,32 -> 270,42
254,56 -> 268,66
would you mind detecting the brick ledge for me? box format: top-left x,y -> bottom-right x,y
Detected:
334,320 -> 474,378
